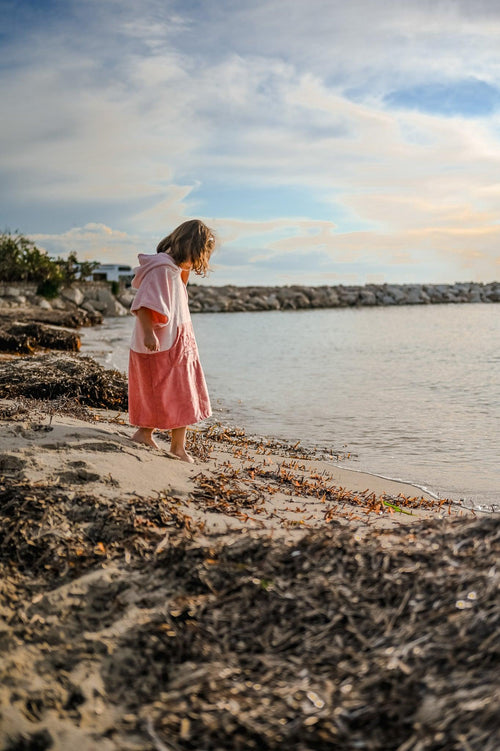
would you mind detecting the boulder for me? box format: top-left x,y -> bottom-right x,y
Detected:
117,290 -> 136,308
61,286 -> 85,306
385,286 -> 407,303
51,297 -> 69,310
81,301 -> 98,314
4,286 -> 22,298
486,287 -> 500,302
324,290 -> 340,306
108,299 -> 128,317
87,298 -> 108,312
293,292 -> 311,309
359,290 -> 377,306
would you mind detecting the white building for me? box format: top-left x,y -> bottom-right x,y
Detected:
90,264 -> 134,285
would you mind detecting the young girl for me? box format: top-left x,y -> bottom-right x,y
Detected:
128,219 -> 214,462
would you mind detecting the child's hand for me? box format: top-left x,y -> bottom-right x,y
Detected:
144,331 -> 160,352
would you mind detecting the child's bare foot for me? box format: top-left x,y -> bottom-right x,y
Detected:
131,428 -> 159,449
170,448 -> 195,463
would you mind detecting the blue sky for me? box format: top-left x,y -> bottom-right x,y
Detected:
1,0 -> 500,285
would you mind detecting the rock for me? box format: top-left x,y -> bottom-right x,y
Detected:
324,290 -> 340,306
468,289 -> 482,303
38,299 -> 52,310
359,290 -> 377,305
51,297 -> 69,310
108,299 -> 128,317
4,286 -> 21,297
61,286 -> 85,306
380,294 -> 396,305
117,290 -> 136,308
0,307 -> 102,328
87,298 -> 108,312
81,301 -> 98,314
293,292 -> 311,308
264,294 -> 281,310
486,287 -> 500,302
385,286 -> 407,303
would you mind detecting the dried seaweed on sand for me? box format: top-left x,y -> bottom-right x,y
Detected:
1,468 -> 498,750
0,353 -> 127,409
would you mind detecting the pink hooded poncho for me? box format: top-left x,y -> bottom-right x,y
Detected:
128,253 -> 211,430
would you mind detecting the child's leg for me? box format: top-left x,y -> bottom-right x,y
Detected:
131,427 -> 159,449
170,426 -> 194,463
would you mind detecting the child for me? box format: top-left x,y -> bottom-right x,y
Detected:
128,219 -> 214,462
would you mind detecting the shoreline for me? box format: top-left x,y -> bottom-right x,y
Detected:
0,400 -> 465,533
0,400 -> 497,750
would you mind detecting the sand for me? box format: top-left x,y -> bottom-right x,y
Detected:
2,400 -> 493,751
0,403 -> 459,540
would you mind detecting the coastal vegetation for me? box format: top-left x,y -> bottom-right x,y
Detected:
0,231 -> 97,298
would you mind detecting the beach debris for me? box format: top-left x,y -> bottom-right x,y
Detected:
0,321 -> 81,353
0,407 -> 498,750
190,457 -> 451,524
0,352 -> 127,409
2,481 -> 496,750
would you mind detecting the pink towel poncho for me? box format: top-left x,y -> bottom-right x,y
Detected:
128,252 -> 212,430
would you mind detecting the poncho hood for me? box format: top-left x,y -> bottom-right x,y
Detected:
132,253 -> 179,289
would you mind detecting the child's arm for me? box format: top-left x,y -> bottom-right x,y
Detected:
136,307 -> 160,352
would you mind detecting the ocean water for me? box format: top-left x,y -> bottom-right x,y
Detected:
80,304 -> 500,510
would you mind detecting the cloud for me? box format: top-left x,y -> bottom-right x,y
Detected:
31,224 -> 143,265
1,0 -> 500,285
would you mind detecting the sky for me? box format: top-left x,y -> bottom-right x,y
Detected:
1,0 -> 500,286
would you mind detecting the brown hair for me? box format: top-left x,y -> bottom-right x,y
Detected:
156,219 -> 215,276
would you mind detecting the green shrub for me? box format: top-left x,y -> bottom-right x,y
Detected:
36,279 -> 61,299
0,231 -> 98,298
111,280 -> 120,296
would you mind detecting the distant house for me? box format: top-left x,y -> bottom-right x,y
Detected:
89,264 -> 134,286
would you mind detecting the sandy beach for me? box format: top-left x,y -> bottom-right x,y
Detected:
1,385 -> 498,750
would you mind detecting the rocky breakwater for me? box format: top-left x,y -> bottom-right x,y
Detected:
0,282 -> 130,355
186,281 -> 500,313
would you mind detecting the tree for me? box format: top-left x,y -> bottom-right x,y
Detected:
0,231 -> 98,297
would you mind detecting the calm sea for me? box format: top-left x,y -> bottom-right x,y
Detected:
80,304 -> 499,511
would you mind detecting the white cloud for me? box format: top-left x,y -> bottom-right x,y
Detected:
1,0 -> 500,284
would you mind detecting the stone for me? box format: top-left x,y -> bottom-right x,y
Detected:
324,290 -> 340,306
118,290 -> 136,308
50,297 -> 69,310
406,290 -> 424,304
38,299 -> 52,310
359,290 -> 377,305
385,286 -> 407,303
468,290 -> 482,303
87,298 -> 108,312
61,286 -> 84,306
380,295 -> 396,305
108,299 -> 128,317
486,288 -> 500,302
4,286 -> 21,298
